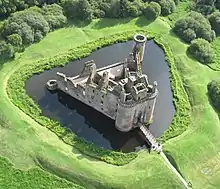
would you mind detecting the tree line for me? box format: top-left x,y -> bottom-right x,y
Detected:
0,0 -> 178,20
0,0 -> 60,18
172,0 -> 220,64
0,0 -> 179,59
0,4 -> 67,59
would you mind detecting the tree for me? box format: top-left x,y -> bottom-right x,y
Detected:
187,38 -> 215,64
154,0 -> 176,16
143,2 -> 161,20
41,4 -> 67,30
0,40 -> 15,59
208,11 -> 220,35
61,0 -> 79,19
173,0 -> 179,5
0,0 -> 60,18
182,28 -> 197,43
207,80 -> 220,112
77,0 -> 93,21
174,11 -> 216,43
61,0 -> 93,21
103,0 -> 121,18
215,0 -> 220,9
7,34 -> 22,46
2,10 -> 50,45
193,0 -> 215,15
120,0 -> 143,17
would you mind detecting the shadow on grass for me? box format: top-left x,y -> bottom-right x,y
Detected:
185,48 -> 215,69
135,16 -> 154,27
35,156 -> 118,189
67,19 -> 93,28
61,16 -> 154,30
91,16 -> 154,30
206,91 -> 220,119
0,57 -> 10,71
168,29 -> 190,45
91,17 -> 133,29
163,151 -> 184,178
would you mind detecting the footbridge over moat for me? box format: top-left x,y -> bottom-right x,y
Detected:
139,125 -> 192,189
139,124 -> 162,152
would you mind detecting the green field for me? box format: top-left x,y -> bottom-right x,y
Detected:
1,2 -> 220,188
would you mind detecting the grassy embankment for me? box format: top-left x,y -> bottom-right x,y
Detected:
6,28 -> 190,165
211,37 -> 220,70
0,17 -> 186,189
1,2 -> 220,188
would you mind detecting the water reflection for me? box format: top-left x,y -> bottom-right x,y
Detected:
26,40 -> 175,152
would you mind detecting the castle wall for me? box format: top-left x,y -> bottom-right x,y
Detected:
115,104 -> 136,132
104,92 -> 118,119
57,79 -> 118,120
145,97 -> 157,123
115,95 -> 157,131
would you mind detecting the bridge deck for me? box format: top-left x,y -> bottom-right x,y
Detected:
139,125 -> 162,152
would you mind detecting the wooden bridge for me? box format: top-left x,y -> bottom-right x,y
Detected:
139,124 -> 162,152
139,124 -> 192,189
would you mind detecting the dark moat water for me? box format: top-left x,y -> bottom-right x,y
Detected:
26,40 -> 175,152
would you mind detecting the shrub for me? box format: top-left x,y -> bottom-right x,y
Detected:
173,0 -> 179,5
61,0 -> 93,21
2,10 -> 50,45
192,0 -> 215,15
0,40 -> 15,59
155,0 -> 176,16
187,38 -> 215,64
103,0 -> 121,18
120,0 -> 144,17
6,34 -> 22,47
208,11 -> 220,36
207,80 -> 220,112
174,11 -> 216,43
41,4 -> 67,31
0,0 -> 60,18
143,2 -> 161,20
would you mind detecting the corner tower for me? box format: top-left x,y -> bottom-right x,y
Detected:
132,34 -> 147,76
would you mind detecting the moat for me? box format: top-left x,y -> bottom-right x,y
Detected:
26,40 -> 175,152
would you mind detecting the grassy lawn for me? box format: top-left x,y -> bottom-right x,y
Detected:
0,17 -> 185,189
211,37 -> 220,70
1,12 -> 220,189
0,156 -> 84,189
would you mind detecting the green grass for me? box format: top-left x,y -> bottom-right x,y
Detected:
210,36 -> 220,70
161,1 -> 190,27
1,11 -> 220,189
0,17 -> 185,189
6,29 -> 190,164
0,156 -> 84,189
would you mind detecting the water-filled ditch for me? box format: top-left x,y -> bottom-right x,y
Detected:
25,40 -> 175,152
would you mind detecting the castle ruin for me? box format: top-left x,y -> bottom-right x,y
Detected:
46,34 -> 158,132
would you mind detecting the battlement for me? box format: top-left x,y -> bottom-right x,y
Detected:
46,33 -> 158,132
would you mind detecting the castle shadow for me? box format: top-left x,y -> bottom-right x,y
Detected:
38,89 -> 147,152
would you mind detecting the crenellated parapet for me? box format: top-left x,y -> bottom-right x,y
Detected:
46,33 -> 158,133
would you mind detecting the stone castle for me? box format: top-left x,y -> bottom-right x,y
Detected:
46,33 -> 158,132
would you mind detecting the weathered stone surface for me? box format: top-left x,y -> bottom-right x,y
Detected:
47,34 -> 158,132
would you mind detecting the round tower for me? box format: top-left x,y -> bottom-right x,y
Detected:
133,34 -> 147,63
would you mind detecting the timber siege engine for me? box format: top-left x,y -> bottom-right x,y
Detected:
46,34 -> 158,132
